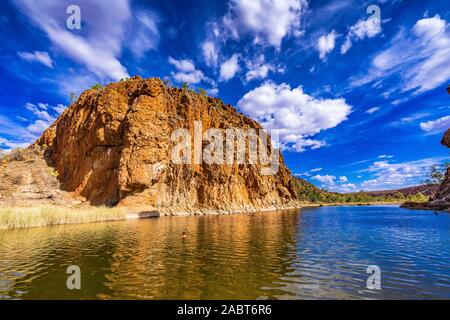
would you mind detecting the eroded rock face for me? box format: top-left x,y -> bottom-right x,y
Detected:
433,129 -> 450,203
36,77 -> 299,212
441,129 -> 450,148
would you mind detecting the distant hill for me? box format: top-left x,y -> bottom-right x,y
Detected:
365,184 -> 438,198
293,177 -> 431,203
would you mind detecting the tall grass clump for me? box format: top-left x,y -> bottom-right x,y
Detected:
0,206 -> 127,230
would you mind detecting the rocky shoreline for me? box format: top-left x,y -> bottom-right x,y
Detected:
125,203 -> 301,217
401,200 -> 450,212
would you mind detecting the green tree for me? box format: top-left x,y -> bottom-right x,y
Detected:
182,82 -> 189,91
69,92 -> 77,103
393,191 -> 405,200
407,192 -> 429,203
163,78 -> 171,88
423,163 -> 449,185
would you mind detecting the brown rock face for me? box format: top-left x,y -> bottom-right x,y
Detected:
432,129 -> 450,202
441,128 -> 450,148
36,77 -> 298,213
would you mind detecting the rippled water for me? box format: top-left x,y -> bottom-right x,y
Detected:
0,205 -> 449,299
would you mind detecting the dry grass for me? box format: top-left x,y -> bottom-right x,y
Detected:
0,206 -> 127,230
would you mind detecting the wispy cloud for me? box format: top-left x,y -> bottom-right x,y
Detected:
128,10 -> 160,58
378,154 -> 393,159
420,116 -> 450,134
365,107 -> 380,114
341,15 -> 381,54
13,0 -> 131,80
359,157 -> 448,190
0,101 -> 66,150
202,41 -> 219,68
17,51 -> 53,68
350,15 -> 450,95
315,156 -> 448,192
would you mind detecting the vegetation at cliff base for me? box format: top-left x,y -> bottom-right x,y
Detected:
0,206 -> 127,230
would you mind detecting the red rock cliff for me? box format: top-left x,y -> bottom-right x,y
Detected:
36,77 -> 299,213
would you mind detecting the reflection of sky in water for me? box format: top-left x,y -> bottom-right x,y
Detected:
0,206 -> 449,300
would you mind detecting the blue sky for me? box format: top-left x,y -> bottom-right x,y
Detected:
0,0 -> 449,192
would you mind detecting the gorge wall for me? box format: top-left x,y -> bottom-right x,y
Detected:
432,129 -> 450,203
36,76 -> 299,214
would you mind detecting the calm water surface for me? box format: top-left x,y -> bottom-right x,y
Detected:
0,205 -> 449,299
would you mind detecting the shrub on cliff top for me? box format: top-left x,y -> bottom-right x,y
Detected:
91,83 -> 103,90
69,92 -> 77,103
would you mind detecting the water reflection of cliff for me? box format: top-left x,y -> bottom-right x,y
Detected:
104,210 -> 301,299
0,223 -> 128,299
0,210 -> 300,300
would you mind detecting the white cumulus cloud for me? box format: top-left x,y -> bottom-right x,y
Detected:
219,54 -> 240,82
169,57 -> 209,84
316,31 -> 337,60
244,55 -> 274,82
237,82 -> 352,152
312,174 -> 336,185
245,64 -> 271,82
222,0 -> 306,47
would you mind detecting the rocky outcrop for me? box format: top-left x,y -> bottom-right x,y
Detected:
404,128 -> 450,210
0,147 -> 81,208
441,129 -> 450,149
431,129 -> 450,203
36,76 -> 299,214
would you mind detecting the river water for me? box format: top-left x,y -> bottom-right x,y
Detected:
0,205 -> 449,299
